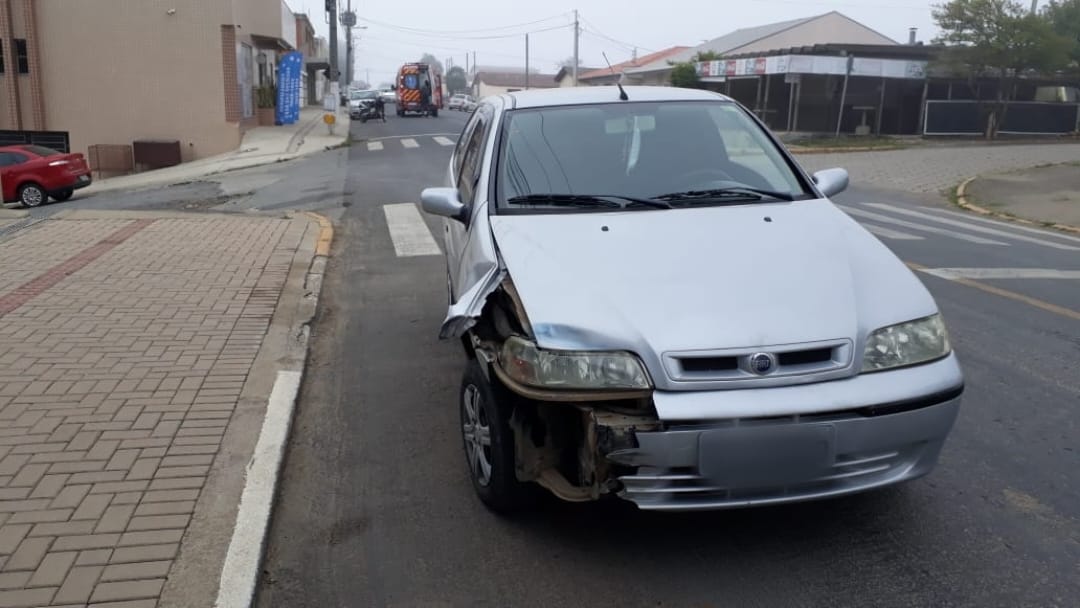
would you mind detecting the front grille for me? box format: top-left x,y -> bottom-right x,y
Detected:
664,339 -> 853,385
619,447 -> 915,510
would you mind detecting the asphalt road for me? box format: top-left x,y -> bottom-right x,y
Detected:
249,112 -> 1080,608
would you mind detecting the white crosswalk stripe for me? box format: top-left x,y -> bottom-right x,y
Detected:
918,206 -> 1080,244
864,203 -> 1080,251
367,141 -> 383,152
861,223 -> 925,241
401,138 -> 420,148
433,136 -> 455,146
838,205 -> 1010,245
383,203 -> 442,257
920,267 -> 1080,280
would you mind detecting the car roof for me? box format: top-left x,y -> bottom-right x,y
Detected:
501,86 -> 732,109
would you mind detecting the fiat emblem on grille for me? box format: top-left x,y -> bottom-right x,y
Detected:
748,352 -> 777,375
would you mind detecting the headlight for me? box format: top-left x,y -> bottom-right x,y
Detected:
862,313 -> 951,372
499,336 -> 652,390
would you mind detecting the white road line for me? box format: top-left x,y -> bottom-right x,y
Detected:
433,136 -> 455,146
383,203 -> 442,256
861,223 -> 925,241
919,267 -> 1080,280
838,205 -> 1009,246
367,141 -> 384,152
865,203 -> 1080,251
401,138 -> 420,148
215,370 -> 302,608
920,207 -> 1080,244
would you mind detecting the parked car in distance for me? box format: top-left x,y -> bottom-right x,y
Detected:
448,93 -> 475,111
421,86 -> 964,514
0,145 -> 92,207
462,97 -> 478,113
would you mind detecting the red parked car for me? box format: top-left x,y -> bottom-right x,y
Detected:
0,145 -> 92,207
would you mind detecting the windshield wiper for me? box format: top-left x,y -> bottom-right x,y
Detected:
507,194 -> 672,210
655,187 -> 796,203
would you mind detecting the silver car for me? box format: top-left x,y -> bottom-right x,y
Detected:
421,86 -> 964,513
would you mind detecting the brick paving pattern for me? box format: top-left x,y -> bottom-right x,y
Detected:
795,142 -> 1080,194
0,215 -> 306,607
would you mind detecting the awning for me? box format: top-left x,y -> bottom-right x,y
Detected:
250,34 -> 292,51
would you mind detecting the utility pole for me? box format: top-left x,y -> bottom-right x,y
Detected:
525,34 -> 530,90
328,0 -> 338,83
345,0 -> 352,87
572,10 -> 579,85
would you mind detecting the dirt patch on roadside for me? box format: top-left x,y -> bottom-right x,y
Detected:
965,163 -> 1080,227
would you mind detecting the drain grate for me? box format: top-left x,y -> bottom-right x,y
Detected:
0,216 -> 47,242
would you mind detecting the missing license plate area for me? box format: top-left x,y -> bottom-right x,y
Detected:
698,424 -> 836,488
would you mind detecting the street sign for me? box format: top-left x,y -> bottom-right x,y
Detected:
784,73 -> 801,84
340,11 -> 356,27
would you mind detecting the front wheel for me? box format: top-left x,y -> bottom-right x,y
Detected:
18,183 -> 46,208
460,359 -> 533,513
431,108 -> 439,118
53,189 -> 74,202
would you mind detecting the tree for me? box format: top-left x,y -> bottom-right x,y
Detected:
1044,0 -> 1080,66
557,56 -> 582,69
669,51 -> 720,89
447,66 -> 468,94
933,0 -> 1072,136
419,53 -> 444,75
670,62 -> 702,88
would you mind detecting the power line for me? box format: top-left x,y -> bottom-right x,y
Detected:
578,16 -> 656,54
357,15 -> 572,39
363,21 -> 571,41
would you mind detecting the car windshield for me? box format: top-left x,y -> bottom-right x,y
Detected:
496,100 -> 809,211
351,91 -> 377,100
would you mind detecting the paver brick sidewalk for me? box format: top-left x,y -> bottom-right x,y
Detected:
0,212 -> 315,607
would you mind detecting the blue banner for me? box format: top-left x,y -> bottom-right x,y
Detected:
275,52 -> 303,125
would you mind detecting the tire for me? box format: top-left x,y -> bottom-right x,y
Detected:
460,359 -> 533,513
53,189 -> 73,202
18,183 -> 46,208
360,116 -> 367,124
432,108 -> 439,118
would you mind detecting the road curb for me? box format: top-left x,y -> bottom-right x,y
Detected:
215,212 -> 333,608
955,175 -> 1080,235
305,211 -> 334,256
788,145 -> 905,155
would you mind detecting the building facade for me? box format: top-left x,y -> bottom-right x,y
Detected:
0,0 -> 301,163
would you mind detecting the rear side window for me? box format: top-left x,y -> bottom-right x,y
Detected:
22,145 -> 59,157
457,114 -> 489,204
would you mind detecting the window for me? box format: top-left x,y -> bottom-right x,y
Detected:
457,112 -> 488,204
0,43 -> 5,74
452,112 -> 481,184
496,101 -> 808,210
0,152 -> 28,166
15,39 -> 28,74
21,145 -> 61,157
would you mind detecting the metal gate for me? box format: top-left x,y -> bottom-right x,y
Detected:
0,129 -> 70,152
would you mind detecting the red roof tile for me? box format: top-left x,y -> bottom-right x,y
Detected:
577,46 -> 691,81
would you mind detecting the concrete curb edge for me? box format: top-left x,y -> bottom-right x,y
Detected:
211,212 -> 334,608
788,145 -> 905,155
955,175 -> 1080,235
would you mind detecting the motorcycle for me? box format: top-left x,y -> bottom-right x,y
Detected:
353,99 -> 386,124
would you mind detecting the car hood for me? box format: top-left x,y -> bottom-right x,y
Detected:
488,199 -> 938,383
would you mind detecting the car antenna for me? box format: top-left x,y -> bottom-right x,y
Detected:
602,52 -> 629,101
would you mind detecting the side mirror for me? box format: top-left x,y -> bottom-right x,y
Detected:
421,187 -> 468,222
812,168 -> 849,198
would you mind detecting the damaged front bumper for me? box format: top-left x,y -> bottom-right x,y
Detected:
612,389 -> 961,511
